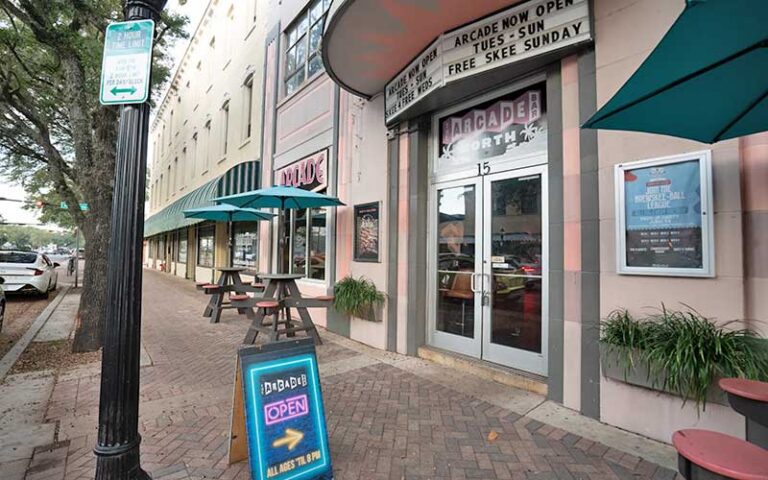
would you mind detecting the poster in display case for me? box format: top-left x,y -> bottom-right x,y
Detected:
354,202 -> 380,262
615,151 -> 714,277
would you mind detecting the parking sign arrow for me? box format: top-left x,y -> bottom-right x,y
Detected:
111,86 -> 138,96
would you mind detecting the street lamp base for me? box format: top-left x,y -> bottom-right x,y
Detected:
94,442 -> 152,480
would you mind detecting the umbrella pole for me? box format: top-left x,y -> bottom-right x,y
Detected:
228,219 -> 234,268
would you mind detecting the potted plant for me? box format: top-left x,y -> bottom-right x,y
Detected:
600,305 -> 768,410
332,276 -> 386,322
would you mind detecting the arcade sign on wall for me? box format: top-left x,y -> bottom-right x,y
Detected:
385,0 -> 592,123
276,150 -> 328,192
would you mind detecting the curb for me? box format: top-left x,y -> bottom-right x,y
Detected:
0,286 -> 72,382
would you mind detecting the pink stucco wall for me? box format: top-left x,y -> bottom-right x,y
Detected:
594,0 -> 754,442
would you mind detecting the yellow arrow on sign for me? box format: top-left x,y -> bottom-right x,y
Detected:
272,428 -> 304,451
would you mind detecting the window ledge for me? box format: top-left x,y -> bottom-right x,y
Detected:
239,138 -> 251,150
202,169 -> 209,175
223,59 -> 231,71
217,156 -> 227,164
277,70 -> 327,108
296,277 -> 327,287
206,84 -> 213,93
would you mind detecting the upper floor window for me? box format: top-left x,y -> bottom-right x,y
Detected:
204,119 -> 212,171
284,0 -> 331,96
243,74 -> 254,139
221,101 -> 230,157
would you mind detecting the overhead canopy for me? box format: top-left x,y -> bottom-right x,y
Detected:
322,0 -> 520,98
583,0 -> 768,143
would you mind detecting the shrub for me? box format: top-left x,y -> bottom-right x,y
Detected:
333,276 -> 386,319
601,305 -> 768,409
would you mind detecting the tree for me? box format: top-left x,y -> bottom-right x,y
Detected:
0,1 -> 186,351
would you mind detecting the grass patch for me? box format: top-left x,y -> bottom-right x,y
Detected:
11,339 -> 101,374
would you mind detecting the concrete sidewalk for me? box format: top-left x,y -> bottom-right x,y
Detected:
2,270 -> 680,480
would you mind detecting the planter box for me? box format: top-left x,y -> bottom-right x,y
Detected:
336,302 -> 384,323
600,345 -> 728,406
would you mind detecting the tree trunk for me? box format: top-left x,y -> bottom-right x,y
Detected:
72,213 -> 110,352
72,106 -> 118,353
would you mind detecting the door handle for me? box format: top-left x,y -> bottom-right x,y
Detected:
470,272 -> 481,293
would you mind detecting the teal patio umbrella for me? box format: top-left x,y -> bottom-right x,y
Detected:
184,205 -> 274,266
214,186 -> 345,273
583,0 -> 768,143
213,185 -> 345,210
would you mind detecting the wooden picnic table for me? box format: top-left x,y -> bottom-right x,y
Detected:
239,273 -> 332,345
199,267 -> 265,324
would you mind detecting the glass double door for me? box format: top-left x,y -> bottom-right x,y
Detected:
431,165 -> 547,375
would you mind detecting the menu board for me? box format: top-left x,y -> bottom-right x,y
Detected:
240,340 -> 332,480
354,202 -> 380,262
616,153 -> 714,276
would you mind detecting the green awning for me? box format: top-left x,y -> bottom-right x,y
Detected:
144,160 -> 261,238
144,178 -> 219,238
583,0 -> 768,143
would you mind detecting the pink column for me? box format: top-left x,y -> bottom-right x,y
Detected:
740,132 -> 768,336
561,55 -> 583,411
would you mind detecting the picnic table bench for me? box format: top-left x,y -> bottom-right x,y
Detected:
236,273 -> 333,345
198,267 -> 265,324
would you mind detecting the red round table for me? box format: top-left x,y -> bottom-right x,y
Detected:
719,378 -> 768,449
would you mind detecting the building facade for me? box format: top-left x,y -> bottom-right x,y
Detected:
146,0 -> 767,445
145,0 -> 266,284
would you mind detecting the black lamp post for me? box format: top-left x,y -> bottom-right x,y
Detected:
94,1 -> 167,479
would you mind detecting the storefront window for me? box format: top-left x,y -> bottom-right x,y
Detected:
233,222 -> 258,268
197,225 -> 215,267
292,209 -> 307,274
308,208 -> 326,280
177,234 -> 188,263
281,202 -> 327,281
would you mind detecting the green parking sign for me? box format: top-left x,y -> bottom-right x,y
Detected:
99,20 -> 155,105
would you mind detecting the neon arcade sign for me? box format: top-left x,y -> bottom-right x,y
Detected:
275,150 -> 328,192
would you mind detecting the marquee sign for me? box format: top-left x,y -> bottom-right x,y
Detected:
385,0 -> 591,123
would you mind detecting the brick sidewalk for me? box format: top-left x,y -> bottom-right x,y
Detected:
23,270 -> 679,480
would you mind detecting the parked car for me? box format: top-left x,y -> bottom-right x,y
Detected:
0,276 -> 6,332
0,251 -> 60,297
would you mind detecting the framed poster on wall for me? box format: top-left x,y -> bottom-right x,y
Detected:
615,151 -> 714,277
354,202 -> 380,262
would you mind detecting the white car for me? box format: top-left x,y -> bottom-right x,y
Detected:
0,251 -> 59,297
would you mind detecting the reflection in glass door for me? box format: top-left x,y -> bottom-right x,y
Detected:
482,169 -> 547,375
432,180 -> 482,358
430,166 -> 547,376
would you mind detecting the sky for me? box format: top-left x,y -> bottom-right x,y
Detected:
0,1 -> 208,228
